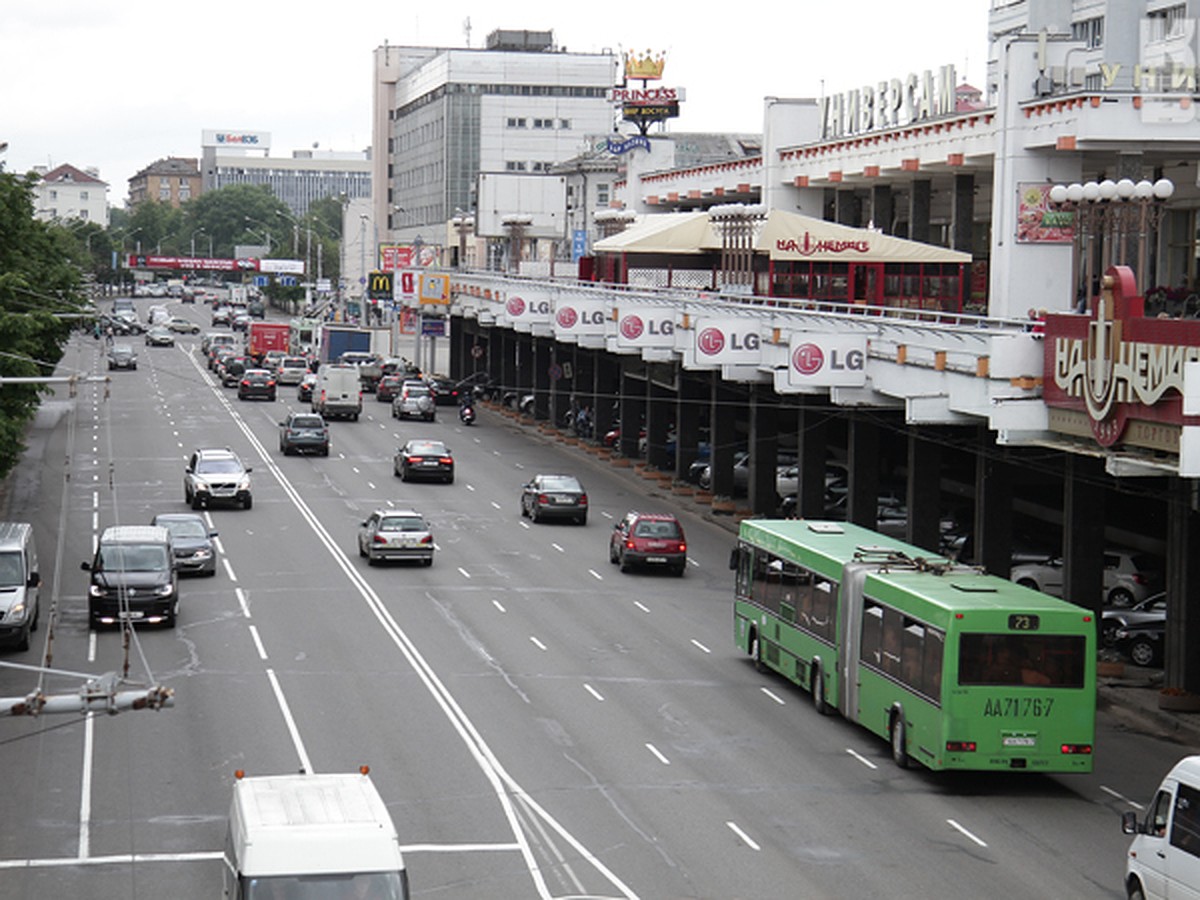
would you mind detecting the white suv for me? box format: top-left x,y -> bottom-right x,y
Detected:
1010,548 -> 1162,607
184,448 -> 253,510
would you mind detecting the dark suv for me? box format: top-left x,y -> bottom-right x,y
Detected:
609,511 -> 687,575
238,369 -> 277,401
279,412 -> 330,456
184,448 -> 253,510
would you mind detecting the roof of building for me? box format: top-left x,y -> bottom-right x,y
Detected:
132,157 -> 200,179
37,164 -> 106,186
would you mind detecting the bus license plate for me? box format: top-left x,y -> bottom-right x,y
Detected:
1003,736 -> 1036,747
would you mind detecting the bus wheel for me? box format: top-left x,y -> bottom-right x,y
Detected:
749,631 -> 763,672
811,665 -> 829,716
890,712 -> 910,769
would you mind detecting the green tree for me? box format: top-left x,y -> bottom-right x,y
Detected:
0,172 -> 89,478
179,184 -> 292,258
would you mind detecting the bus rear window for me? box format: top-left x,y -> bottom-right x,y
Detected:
958,633 -> 1086,688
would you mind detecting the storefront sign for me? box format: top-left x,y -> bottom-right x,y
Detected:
820,65 -> 957,139
1016,184 -> 1074,243
1044,266 -> 1200,449
775,234 -> 871,256
610,87 -> 682,104
615,306 -> 675,349
623,104 -> 679,121
693,318 -> 762,366
786,334 -> 867,387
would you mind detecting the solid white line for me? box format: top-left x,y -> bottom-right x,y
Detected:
78,713 -> 94,859
645,743 -> 669,765
399,841 -> 523,854
235,588 -> 250,618
248,625 -> 268,660
588,569 -> 603,580
947,819 -> 988,847
846,748 -> 878,769
726,821 -> 761,851
760,687 -> 785,705
633,601 -> 650,613
529,636 -> 546,651
492,599 -> 506,613
584,684 -> 605,702
691,639 -> 711,654
1101,785 -> 1144,810
266,668 -> 313,775
222,558 -> 237,582
0,851 -> 226,869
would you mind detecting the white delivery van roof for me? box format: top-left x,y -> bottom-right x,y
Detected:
1165,755 -> 1200,784
230,772 -> 404,877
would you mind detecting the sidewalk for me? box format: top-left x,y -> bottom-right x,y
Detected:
488,401 -> 1200,750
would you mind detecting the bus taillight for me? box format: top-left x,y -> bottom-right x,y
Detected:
1061,743 -> 1093,755
946,741 -> 977,752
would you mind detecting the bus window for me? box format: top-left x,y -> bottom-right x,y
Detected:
922,627 -> 945,702
809,577 -> 836,641
959,634 -> 1086,688
901,621 -> 924,688
860,602 -> 883,666
881,607 -> 903,679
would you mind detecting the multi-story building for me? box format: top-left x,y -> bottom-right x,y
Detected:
31,164 -> 109,225
200,130 -> 371,218
127,157 -> 202,208
372,29 -> 620,247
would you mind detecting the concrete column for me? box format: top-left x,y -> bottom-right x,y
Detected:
749,383 -> 779,517
871,184 -> 894,234
847,415 -> 880,530
548,343 -> 568,429
709,380 -> 738,500
574,347 -> 595,436
501,331 -> 519,400
906,429 -> 942,552
836,190 -> 861,227
1165,479 -> 1200,693
618,368 -> 645,460
972,439 -> 1013,576
645,367 -> 673,471
593,353 -> 619,443
1062,456 -> 1105,614
675,373 -> 706,482
910,179 -> 932,245
952,173 -> 974,254
531,338 -> 550,421
795,398 -> 829,519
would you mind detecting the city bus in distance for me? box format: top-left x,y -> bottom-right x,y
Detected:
733,519 -> 1096,772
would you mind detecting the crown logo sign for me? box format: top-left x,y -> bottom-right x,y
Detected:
624,48 -> 666,81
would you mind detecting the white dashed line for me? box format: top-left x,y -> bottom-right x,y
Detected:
846,748 -> 877,769
645,743 -> 670,765
947,819 -> 987,847
726,822 -> 760,850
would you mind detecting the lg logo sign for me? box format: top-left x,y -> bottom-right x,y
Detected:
556,306 -> 606,329
698,327 -> 759,357
791,341 -> 865,378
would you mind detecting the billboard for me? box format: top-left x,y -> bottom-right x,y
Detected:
475,173 -> 567,239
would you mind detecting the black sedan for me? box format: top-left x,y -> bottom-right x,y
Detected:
1102,593 -> 1166,647
425,376 -> 461,406
237,369 -> 277,401
520,474 -> 588,524
151,513 -> 218,576
393,439 -> 454,483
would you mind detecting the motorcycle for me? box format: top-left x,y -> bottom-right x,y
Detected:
459,402 -> 476,426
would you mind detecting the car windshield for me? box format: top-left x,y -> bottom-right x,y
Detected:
291,416 -> 324,429
404,386 -> 431,397
197,458 -> 243,474
282,358 -> 307,367
160,519 -> 207,539
98,544 -> 169,572
379,516 -> 426,533
539,476 -> 581,491
634,520 -> 681,538
407,442 -> 447,455
0,551 -> 24,587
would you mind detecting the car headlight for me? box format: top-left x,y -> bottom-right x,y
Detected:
154,583 -> 175,597
9,602 -> 26,618
192,549 -> 212,560
237,477 -> 251,491
89,584 -> 105,597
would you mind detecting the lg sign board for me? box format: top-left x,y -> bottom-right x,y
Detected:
502,288 -> 552,327
616,306 -> 675,348
787,334 -> 867,387
553,299 -> 608,337
694,318 -> 762,366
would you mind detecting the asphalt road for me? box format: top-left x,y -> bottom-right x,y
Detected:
0,299 -> 1193,899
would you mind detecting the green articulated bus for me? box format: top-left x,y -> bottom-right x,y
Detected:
733,519 -> 1096,772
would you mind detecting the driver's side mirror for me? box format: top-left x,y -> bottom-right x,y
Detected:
1121,810 -> 1143,836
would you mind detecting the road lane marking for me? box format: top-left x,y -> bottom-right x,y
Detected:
458,567 -> 471,579
222,558 -> 237,582
235,588 -> 250,618
584,684 -> 604,702
530,636 -> 546,651
588,569 -> 603,580
492,600 -> 506,613
491,501 -> 501,509
551,543 -> 564,553
1101,785 -> 1144,809
947,819 -> 987,847
645,744 -> 669,765
266,668 -> 313,775
78,713 -> 95,859
633,601 -> 650,613
846,748 -> 877,769
690,639 -> 711,654
761,687 -> 785,705
248,625 -> 268,660
726,821 -> 760,851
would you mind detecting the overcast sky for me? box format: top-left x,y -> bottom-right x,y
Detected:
2,2 -> 989,208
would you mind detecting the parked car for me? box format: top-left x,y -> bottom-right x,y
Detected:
166,317 -> 201,335
297,372 -> 319,403
279,412 -> 330,456
144,326 -> 175,347
393,439 -> 454,483
1010,549 -> 1162,607
520,474 -> 588,524
1114,619 -> 1165,667
392,381 -> 436,421
237,369 -> 277,401
357,509 -> 434,566
609,511 -> 687,575
107,343 -> 138,370
184,447 -> 253,510
1102,592 -> 1167,648
151,512 -> 218,577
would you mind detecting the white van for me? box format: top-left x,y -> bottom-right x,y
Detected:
223,769 -> 409,899
313,364 -> 362,421
0,523 -> 40,651
1122,754 -> 1200,899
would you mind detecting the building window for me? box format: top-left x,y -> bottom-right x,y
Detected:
1071,16 -> 1103,49
505,161 -> 527,172
179,188 -> 190,200
533,118 -> 553,129
159,187 -> 171,200
79,210 -> 89,220
506,117 -> 527,128
559,119 -> 571,130
49,190 -> 57,200
1147,4 -> 1188,41
80,191 -> 89,201
597,183 -> 610,205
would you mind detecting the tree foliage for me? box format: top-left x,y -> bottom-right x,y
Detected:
0,172 -> 89,477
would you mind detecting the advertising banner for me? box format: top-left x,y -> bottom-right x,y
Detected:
615,306 -> 675,349
786,334 -> 868,387
553,297 -> 608,338
502,288 -> 553,327
1016,183 -> 1074,243
693,318 -> 763,366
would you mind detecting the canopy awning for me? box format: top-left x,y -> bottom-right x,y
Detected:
592,212 -> 717,255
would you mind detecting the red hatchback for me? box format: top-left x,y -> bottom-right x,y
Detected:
609,511 -> 687,576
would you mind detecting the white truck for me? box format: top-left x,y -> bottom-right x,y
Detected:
313,364 -> 362,420
223,769 -> 409,899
